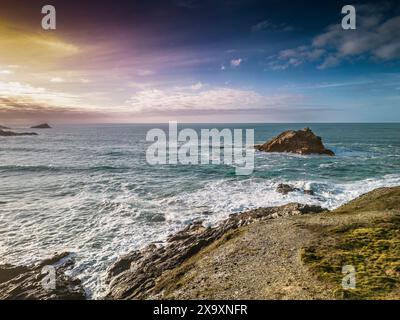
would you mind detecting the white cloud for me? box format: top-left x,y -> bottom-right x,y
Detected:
127,81 -> 154,90
268,46 -> 325,70
126,85 -> 301,114
0,81 -> 80,109
0,69 -> 13,75
136,69 -> 155,76
190,82 -> 203,90
270,4 -> 400,70
50,77 -> 65,83
230,58 -> 243,68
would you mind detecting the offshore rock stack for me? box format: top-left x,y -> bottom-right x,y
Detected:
256,128 -> 335,156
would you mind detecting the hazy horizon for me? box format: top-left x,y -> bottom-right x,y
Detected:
3,121 -> 400,127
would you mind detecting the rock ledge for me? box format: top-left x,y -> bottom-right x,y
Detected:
105,203 -> 325,299
0,252 -> 86,300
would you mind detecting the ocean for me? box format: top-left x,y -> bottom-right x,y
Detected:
1,123 -> 400,298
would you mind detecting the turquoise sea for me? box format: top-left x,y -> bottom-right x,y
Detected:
1,123 -> 399,297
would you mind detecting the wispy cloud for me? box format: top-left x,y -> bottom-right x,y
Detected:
269,4 -> 400,70
136,69 -> 156,76
251,19 -> 294,33
0,80 -> 80,110
0,22 -> 79,69
125,84 -> 303,114
284,80 -> 376,90
0,69 -> 13,75
268,46 -> 325,70
230,58 -> 243,68
50,77 -> 65,83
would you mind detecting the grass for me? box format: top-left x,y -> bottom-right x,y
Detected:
334,187 -> 400,214
301,187 -> 400,300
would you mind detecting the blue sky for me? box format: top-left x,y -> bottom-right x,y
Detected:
0,0 -> 399,123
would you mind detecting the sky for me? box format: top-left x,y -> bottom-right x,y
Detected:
0,0 -> 399,124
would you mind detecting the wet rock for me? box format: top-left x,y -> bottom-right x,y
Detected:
0,252 -> 86,300
277,184 -> 298,195
304,189 -> 315,196
256,128 -> 334,156
104,203 -> 326,299
276,183 -> 315,196
0,129 -> 38,136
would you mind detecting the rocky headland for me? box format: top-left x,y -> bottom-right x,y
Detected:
105,186 -> 400,300
1,187 -> 398,300
256,128 -> 335,156
0,129 -> 38,137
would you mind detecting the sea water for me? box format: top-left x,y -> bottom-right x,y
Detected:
0,123 -> 399,297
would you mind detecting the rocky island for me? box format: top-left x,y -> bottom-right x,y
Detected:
31,123 -> 51,129
256,128 -> 335,156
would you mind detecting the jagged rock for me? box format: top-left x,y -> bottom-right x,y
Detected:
104,203 -> 326,299
0,252 -> 86,300
31,123 -> 51,129
0,129 -> 38,136
276,184 -> 298,195
276,183 -> 315,196
256,128 -> 334,156
304,189 -> 315,195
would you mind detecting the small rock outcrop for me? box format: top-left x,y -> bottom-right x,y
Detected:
0,125 -> 10,129
276,184 -> 298,195
256,128 -> 334,156
0,252 -> 86,300
104,203 -> 325,299
276,183 -> 315,196
31,123 -> 51,129
0,129 -> 38,136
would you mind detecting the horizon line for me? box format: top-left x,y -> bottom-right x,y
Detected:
4,121 -> 400,127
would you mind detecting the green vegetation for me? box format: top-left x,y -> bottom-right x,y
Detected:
334,187 -> 400,214
302,187 -> 400,299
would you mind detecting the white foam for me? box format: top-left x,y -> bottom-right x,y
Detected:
3,172 -> 400,299
162,174 -> 400,226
